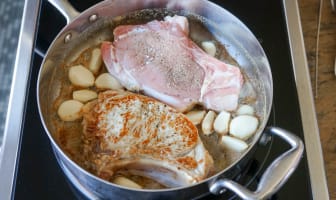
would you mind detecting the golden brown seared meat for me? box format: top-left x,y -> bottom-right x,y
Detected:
82,90 -> 214,187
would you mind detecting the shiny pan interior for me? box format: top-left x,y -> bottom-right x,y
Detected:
37,0 -> 273,190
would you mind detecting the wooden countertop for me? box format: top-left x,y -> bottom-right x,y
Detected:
299,0 -> 336,199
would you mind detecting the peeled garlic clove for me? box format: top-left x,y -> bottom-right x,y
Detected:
112,176 -> 142,189
185,110 -> 206,125
201,41 -> 216,57
68,65 -> 95,87
88,48 -> 102,74
73,89 -> 97,103
236,105 -> 255,115
57,100 -> 84,121
229,115 -> 259,140
95,73 -> 123,90
214,110 -> 231,134
221,135 -> 248,152
202,110 -> 216,135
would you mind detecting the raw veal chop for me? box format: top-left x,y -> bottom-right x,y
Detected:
82,90 -> 214,187
101,15 -> 243,112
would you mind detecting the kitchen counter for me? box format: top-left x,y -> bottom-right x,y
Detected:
299,0 -> 336,199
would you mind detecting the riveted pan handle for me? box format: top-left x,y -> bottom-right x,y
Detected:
48,0 -> 80,24
210,127 -> 304,200
34,0 -> 80,56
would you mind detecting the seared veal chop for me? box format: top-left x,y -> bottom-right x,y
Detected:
82,90 -> 214,187
101,15 -> 243,112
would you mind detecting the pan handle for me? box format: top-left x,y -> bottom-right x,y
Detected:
48,0 -> 80,24
209,127 -> 304,200
34,0 -> 80,57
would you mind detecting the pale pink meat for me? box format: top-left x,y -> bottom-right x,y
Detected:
101,15 -> 243,112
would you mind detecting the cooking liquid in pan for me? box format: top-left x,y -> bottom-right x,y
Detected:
51,9 -> 258,189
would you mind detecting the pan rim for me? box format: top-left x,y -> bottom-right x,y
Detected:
36,0 -> 273,193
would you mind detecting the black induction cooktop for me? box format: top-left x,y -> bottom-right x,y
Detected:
13,0 -> 313,199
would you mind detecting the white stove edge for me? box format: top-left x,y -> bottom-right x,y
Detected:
283,0 -> 329,199
0,0 -> 330,200
0,0 -> 40,199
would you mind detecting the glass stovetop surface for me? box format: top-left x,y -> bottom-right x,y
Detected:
13,0 -> 312,199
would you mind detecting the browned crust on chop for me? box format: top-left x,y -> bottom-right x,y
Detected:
81,90 -> 214,186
